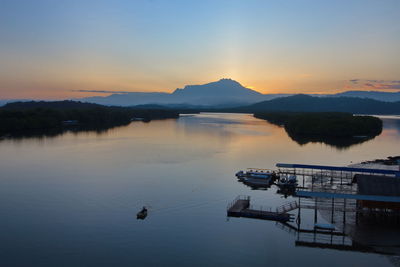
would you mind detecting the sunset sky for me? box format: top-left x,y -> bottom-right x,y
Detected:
1,0 -> 399,99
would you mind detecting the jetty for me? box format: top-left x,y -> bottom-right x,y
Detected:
227,196 -> 294,222
228,161 -> 400,255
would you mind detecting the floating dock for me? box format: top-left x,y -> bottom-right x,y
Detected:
229,162 -> 400,256
227,196 -> 293,222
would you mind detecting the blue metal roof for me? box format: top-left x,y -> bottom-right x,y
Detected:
276,163 -> 400,176
297,190 -> 400,202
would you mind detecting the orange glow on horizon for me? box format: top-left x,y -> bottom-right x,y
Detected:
1,77 -> 399,100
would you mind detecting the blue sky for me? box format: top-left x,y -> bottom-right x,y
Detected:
0,0 -> 399,98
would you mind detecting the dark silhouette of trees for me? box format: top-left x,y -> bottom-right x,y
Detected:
234,94 -> 400,114
254,112 -> 382,148
0,101 -> 179,136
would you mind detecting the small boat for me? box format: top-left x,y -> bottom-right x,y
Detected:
236,169 -> 277,188
314,223 -> 335,231
235,169 -> 276,180
277,175 -> 297,187
137,206 -> 148,220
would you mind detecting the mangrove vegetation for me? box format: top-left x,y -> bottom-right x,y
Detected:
254,112 -> 383,148
0,101 -> 179,137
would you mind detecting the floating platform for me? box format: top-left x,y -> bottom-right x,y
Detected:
227,196 -> 293,222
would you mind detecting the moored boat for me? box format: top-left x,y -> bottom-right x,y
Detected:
277,175 -> 297,187
235,168 -> 276,180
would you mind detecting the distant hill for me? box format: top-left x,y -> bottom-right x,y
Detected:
234,94 -> 400,114
80,92 -> 171,107
0,99 -> 29,107
331,91 -> 400,102
2,100 -> 104,110
79,79 -> 284,107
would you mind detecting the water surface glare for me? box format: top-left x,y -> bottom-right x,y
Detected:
1,113 -> 399,266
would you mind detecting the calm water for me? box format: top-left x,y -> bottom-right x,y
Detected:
1,113 -> 399,267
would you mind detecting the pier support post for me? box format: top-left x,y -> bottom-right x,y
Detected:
314,198 -> 318,224
297,197 -> 301,230
343,198 -> 346,224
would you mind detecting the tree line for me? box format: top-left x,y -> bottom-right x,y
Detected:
0,101 -> 179,135
254,112 -> 382,137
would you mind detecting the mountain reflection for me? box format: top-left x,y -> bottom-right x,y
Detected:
2,114 -> 399,152
286,131 -> 378,149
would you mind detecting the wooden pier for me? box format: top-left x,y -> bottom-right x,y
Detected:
227,196 -> 293,222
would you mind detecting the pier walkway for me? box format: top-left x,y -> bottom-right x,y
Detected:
227,196 -> 293,222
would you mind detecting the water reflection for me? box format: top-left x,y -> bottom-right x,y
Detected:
0,123 -> 131,142
283,116 -> 399,149
286,131 -> 379,149
379,116 -> 400,135
177,113 -> 272,140
3,113 -> 398,151
236,176 -> 274,191
233,157 -> 400,263
1,113 -> 400,266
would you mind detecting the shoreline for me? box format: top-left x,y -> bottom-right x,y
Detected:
348,156 -> 400,171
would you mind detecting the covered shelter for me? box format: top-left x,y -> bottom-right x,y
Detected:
355,174 -> 400,210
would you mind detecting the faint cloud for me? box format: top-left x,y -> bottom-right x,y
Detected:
376,84 -> 400,90
344,79 -> 400,90
72,90 -> 132,94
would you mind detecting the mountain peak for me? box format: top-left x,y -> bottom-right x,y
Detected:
173,79 -> 260,95
217,78 -> 239,83
214,78 -> 244,87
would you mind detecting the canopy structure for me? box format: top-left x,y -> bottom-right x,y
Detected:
276,163 -> 400,177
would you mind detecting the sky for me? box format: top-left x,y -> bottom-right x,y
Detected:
0,0 -> 399,99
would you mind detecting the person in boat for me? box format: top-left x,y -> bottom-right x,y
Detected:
137,206 -> 148,220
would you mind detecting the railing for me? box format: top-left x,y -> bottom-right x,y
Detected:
227,195 -> 250,210
297,232 -> 352,246
277,169 -> 356,192
299,197 -> 357,212
276,201 -> 299,214
247,204 -> 273,213
300,184 -> 358,195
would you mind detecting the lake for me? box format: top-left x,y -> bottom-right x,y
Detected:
1,113 -> 399,266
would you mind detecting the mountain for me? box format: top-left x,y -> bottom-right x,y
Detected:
234,94 -> 400,114
78,78 -> 400,107
331,91 -> 400,102
79,79 -> 284,107
3,79 -> 400,107
170,78 -> 264,105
